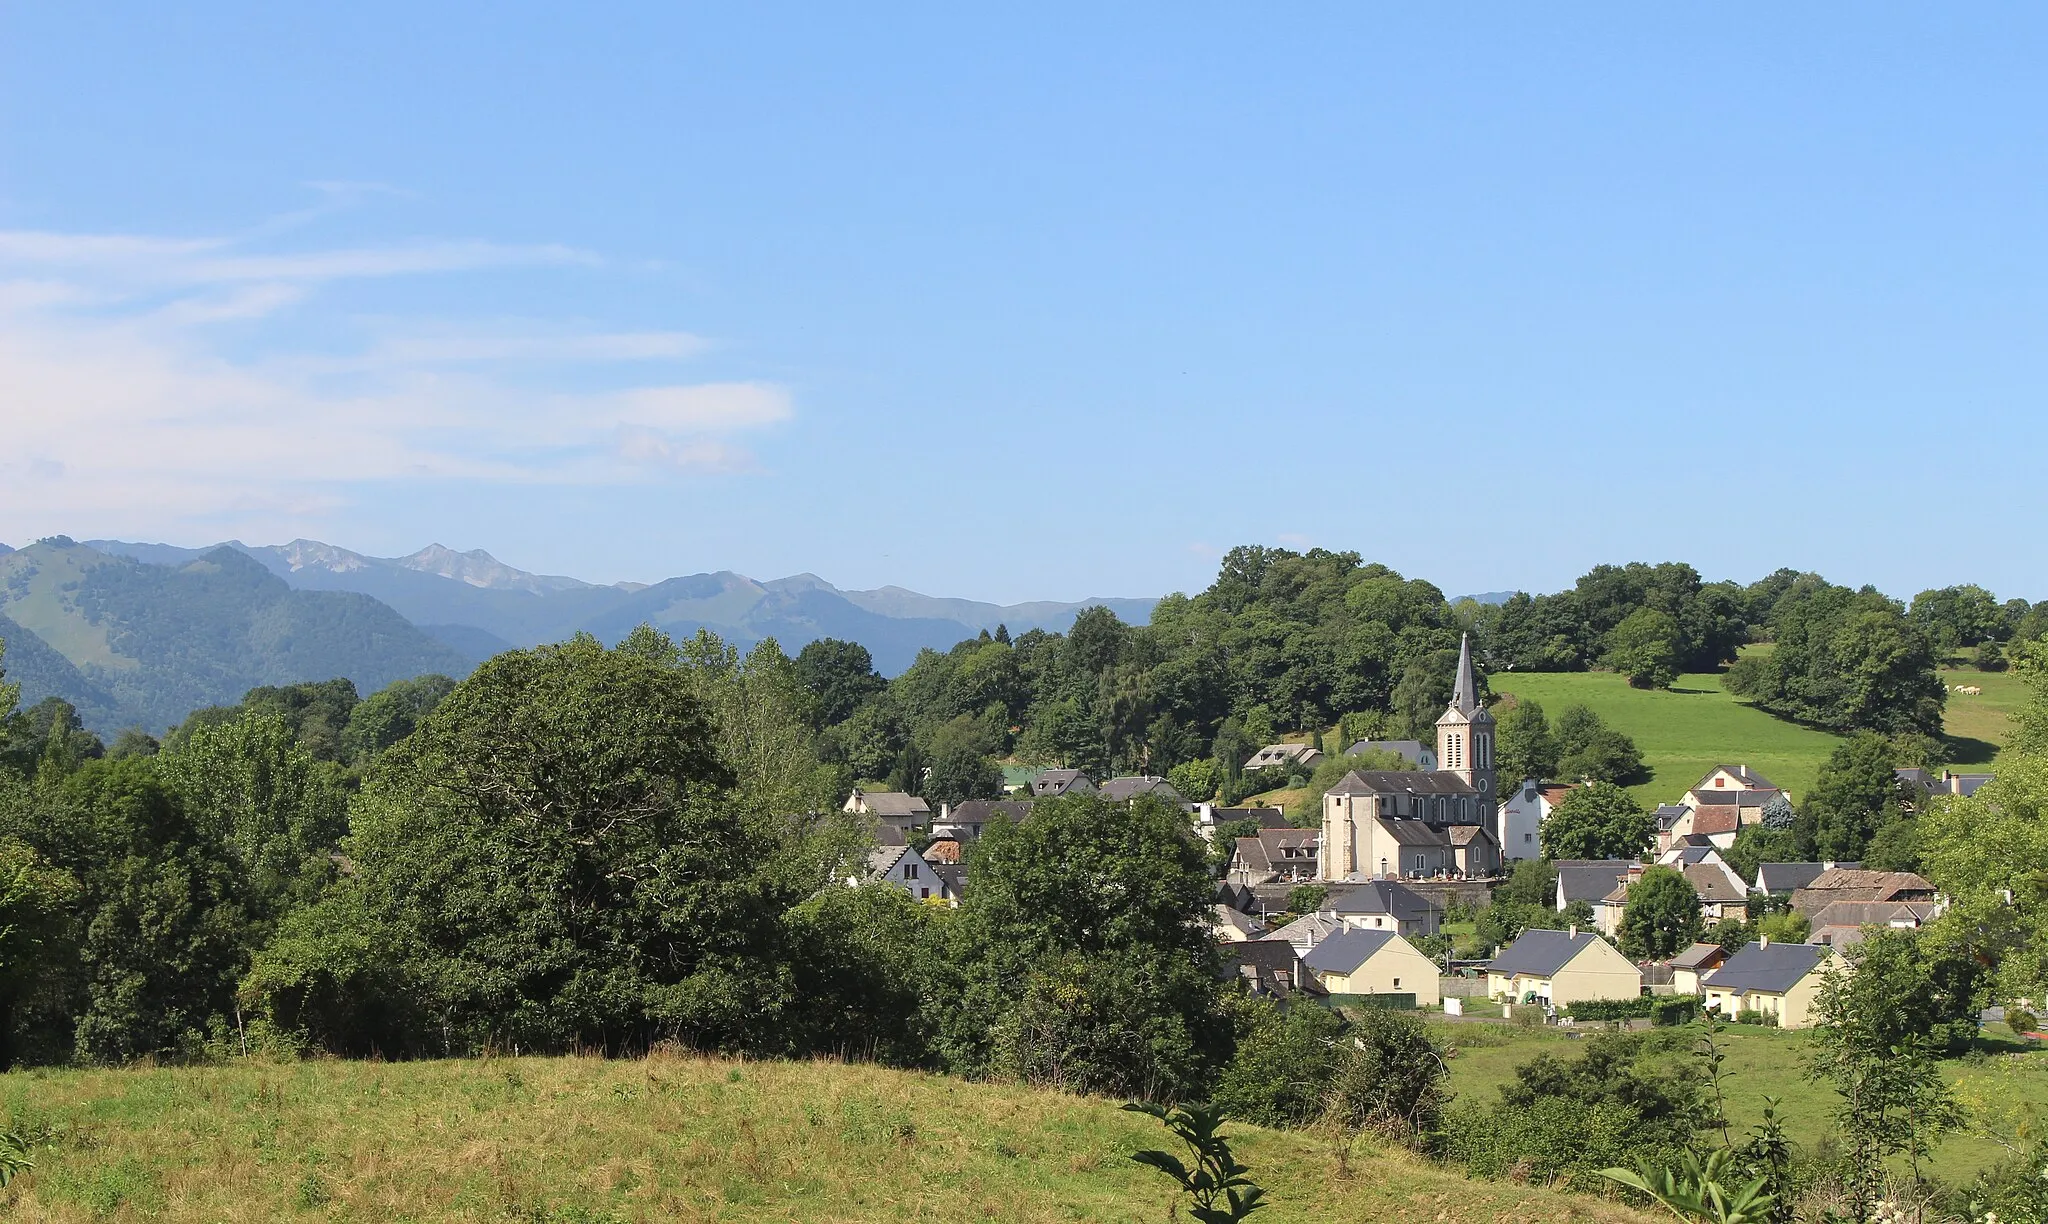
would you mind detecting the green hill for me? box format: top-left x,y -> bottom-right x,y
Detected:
1490,668 -> 1847,805
0,1054 -> 1654,1223
0,539 -> 472,734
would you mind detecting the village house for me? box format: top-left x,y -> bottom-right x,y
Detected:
1485,928 -> 1644,1007
1265,910 -> 1344,955
1753,861 -> 1853,896
1196,805 -> 1289,844
935,798 -> 1032,842
1658,844 -> 1748,892
1790,868 -> 1938,916
1683,863 -> 1750,923
1669,942 -> 1728,994
1589,867 -> 1642,938
1702,940 -> 1833,1028
1555,860 -> 1635,915
1806,899 -> 1933,950
1242,742 -> 1323,773
860,844 -> 954,905
843,788 -> 933,831
1652,804 -> 1692,854
1497,779 -> 1573,864
1321,636 -> 1498,881
1226,827 -> 1321,886
1450,824 -> 1502,877
1896,768 -> 1995,806
1302,928 -> 1441,1005
1031,769 -> 1095,798
1222,939 -> 1326,1000
1097,776 -> 1186,805
1209,903 -> 1267,943
1322,878 -> 1442,937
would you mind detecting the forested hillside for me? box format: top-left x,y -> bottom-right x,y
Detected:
0,539 -> 472,733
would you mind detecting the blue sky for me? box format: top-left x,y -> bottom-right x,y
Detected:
2,5 -> 2044,605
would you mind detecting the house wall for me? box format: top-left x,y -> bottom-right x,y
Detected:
1673,967 -> 1706,994
1497,783 -> 1548,863
1551,943 -> 1644,1004
1320,940 -> 1441,1005
1780,967 -> 1828,1029
1593,899 -> 1626,938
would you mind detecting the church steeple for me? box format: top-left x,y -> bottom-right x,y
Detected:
1436,633 -> 1496,803
1450,632 -> 1480,716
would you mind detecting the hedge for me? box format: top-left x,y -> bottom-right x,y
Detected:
1650,996 -> 1701,1026
1563,996 -> 1654,1021
1326,993 -> 1418,1011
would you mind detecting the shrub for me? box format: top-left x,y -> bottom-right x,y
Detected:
2009,1008 -> 2040,1036
1733,1009 -> 1779,1027
1212,996 -> 1344,1128
1565,997 -> 1654,1021
1324,1009 -> 1454,1149
1650,996 -> 1701,1026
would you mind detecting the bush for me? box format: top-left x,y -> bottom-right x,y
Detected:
1212,996 -> 1344,1128
1650,996 -> 1701,1026
1733,1009 -> 1779,1027
1324,1009 -> 1453,1148
2009,1008 -> 2040,1036
1565,996 -> 1654,1021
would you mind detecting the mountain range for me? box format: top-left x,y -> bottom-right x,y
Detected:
0,536 -> 1154,734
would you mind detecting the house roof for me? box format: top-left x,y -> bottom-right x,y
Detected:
1346,739 -> 1431,765
1032,769 -> 1092,796
946,799 -> 1033,828
874,824 -> 907,848
1211,904 -> 1266,940
1807,899 -> 1932,930
1696,765 -> 1780,792
1683,864 -> 1748,903
1213,807 -> 1289,828
1688,789 -> 1778,810
1654,804 -> 1690,832
1802,868 -> 1935,896
930,862 -> 967,896
1302,928 -> 1402,974
1223,939 -> 1328,997
1325,770 -> 1476,797
1232,837 -> 1276,878
1266,912 -> 1344,950
1669,942 -> 1727,971
1755,862 -> 1838,894
1098,776 -> 1184,803
1689,806 -> 1743,835
1377,818 -> 1452,846
1245,743 -> 1320,769
867,845 -> 910,876
1558,864 -> 1632,904
856,790 -> 932,818
1323,879 -> 1437,922
1663,845 -> 1720,866
1259,827 -> 1318,852
1703,941 -> 1828,994
1448,824 -> 1497,846
1486,929 -> 1610,978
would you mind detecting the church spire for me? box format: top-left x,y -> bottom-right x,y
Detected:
1451,632 -> 1479,716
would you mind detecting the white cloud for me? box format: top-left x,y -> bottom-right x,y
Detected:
0,214 -> 788,541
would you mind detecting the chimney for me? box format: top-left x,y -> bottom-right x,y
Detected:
1760,936 -> 1770,948
1569,924 -> 1578,938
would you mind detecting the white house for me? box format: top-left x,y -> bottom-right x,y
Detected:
1497,779 -> 1573,863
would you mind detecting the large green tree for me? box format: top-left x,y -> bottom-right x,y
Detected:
1616,865 -> 1703,959
1798,733 -> 1909,861
1541,783 -> 1652,860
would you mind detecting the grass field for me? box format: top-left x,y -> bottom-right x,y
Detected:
1431,1018 -> 2042,1182
1488,669 -> 1845,806
0,1053 -> 1659,1224
1937,665 -> 2030,766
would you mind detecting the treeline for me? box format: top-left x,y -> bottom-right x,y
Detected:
797,550 -> 2032,809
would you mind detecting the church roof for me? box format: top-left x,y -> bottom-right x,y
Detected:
1325,770 -> 1477,797
1450,633 -> 1479,715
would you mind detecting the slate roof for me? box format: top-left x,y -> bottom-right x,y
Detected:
1663,846 -> 1720,866
1223,939 -> 1327,997
1232,837 -> 1276,878
1301,928 -> 1401,974
867,845 -> 910,876
1683,864 -> 1748,903
1558,864 -> 1633,904
1655,804 -> 1691,832
1791,869 -> 1936,912
1325,769 -> 1477,797
1703,941 -> 1829,994
930,862 -> 967,898
1032,769 -> 1092,797
1486,929 -> 1608,978
1346,739 -> 1432,765
874,824 -> 907,848
1669,942 -> 1727,971
1266,912 -> 1344,953
1213,807 -> 1289,829
1244,743 -> 1322,770
1448,824 -> 1497,846
1098,776 -> 1184,803
1259,827 -> 1319,854
1807,899 -> 1932,930
945,799 -> 1033,830
1378,818 -> 1451,846
1754,862 -> 1837,894
855,790 -> 932,818
1696,765 -> 1780,792
1323,879 -> 1438,923
1688,789 -> 1778,809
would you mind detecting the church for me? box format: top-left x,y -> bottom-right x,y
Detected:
1320,635 -> 1502,880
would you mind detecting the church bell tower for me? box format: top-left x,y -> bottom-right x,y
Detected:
1436,634 -> 1496,802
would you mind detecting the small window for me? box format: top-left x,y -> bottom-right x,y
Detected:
920,887 -> 930,899
1393,978 -> 1401,989
1525,832 -> 1533,843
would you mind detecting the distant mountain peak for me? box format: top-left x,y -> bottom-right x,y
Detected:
275,539 -> 374,574
394,543 -> 592,593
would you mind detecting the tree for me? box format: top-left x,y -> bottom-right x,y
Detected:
1212,995 -> 1344,1127
1553,705 -> 1648,785
1542,783 -> 1652,861
1495,698 -> 1559,784
1323,1009 -> 1454,1147
794,638 -> 887,727
1725,582 -> 1945,738
1724,823 -> 1798,886
1799,734 -> 1907,861
944,792 -> 1225,1098
1606,608 -> 1681,690
320,634 -> 786,1056
341,674 -> 457,763
1617,866 -> 1704,959
0,838 -> 78,1069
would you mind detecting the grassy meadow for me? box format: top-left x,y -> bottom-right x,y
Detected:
1489,668 -> 1845,806
1431,1018 -> 2044,1182
0,1053 -> 1660,1224
1937,665 -> 2029,766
